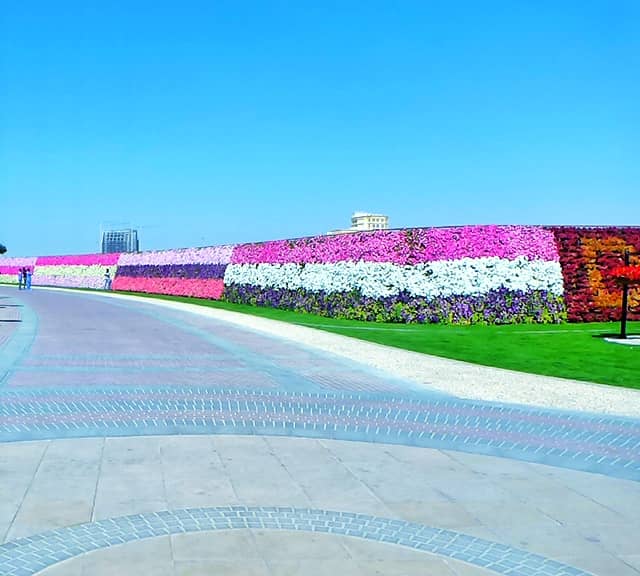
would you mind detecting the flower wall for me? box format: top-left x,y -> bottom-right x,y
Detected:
113,246 -> 233,299
0,257 -> 38,284
2,225 -> 638,324
549,227 -> 640,322
225,226 -> 566,324
31,253 -> 121,290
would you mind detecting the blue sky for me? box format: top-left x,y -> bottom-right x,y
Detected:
2,1 -> 638,256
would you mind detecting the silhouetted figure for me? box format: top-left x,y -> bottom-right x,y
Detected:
103,268 -> 112,290
26,268 -> 32,290
17,268 -> 24,290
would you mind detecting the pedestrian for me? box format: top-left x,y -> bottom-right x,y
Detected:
26,268 -> 32,290
22,268 -> 28,290
17,268 -> 24,290
103,268 -> 112,290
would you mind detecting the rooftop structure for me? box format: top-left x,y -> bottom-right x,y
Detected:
328,212 -> 389,235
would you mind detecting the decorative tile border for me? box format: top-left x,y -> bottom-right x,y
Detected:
1,388 -> 639,482
0,507 -> 593,576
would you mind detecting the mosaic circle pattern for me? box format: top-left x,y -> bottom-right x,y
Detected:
0,507 -> 594,576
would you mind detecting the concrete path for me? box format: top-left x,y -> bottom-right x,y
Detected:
1,287 -> 639,576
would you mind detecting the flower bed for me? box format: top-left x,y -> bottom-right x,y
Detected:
5,225 -> 639,325
232,226 -> 559,264
116,264 -> 228,279
118,246 -> 233,265
224,284 -> 566,324
113,277 -> 225,299
609,265 -> 640,284
29,254 -> 119,290
548,227 -> 640,322
36,253 -> 120,266
0,257 -> 38,284
31,274 -> 107,290
113,246 -> 233,298
223,258 -> 563,299
224,226 -> 565,324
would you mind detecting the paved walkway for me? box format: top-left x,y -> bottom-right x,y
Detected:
1,287 -> 639,576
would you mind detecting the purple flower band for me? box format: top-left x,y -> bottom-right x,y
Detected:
116,264 -> 228,280
223,284 -> 566,325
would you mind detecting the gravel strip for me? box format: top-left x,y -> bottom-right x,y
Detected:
40,288 -> 640,418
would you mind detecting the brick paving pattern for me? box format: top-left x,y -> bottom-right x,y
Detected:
1,287 -> 639,576
0,507 -> 593,576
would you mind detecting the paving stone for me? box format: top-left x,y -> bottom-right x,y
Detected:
554,551 -> 640,576
0,507 -> 600,575
93,437 -> 168,520
159,435 -> 237,509
211,436 -> 312,508
0,442 -> 49,541
79,535 -> 174,576
171,530 -> 259,561
6,438 -> 102,540
619,556 -> 640,572
174,558 -> 271,576
1,287 -> 638,576
252,529 -> 352,561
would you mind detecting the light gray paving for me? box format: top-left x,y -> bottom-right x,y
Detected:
0,441 -> 48,542
6,438 -> 102,540
2,436 -> 639,575
39,530 -> 494,576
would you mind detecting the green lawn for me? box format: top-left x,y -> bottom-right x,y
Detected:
115,291 -> 640,390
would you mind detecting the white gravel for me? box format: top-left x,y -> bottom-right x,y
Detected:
44,288 -> 640,418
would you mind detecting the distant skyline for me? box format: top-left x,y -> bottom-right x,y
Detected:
2,1 -> 639,256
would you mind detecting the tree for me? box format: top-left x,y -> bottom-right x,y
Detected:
0,244 -> 6,254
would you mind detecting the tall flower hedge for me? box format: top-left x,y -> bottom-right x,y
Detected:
0,257 -> 38,284
548,227 -> 640,322
231,226 -> 559,264
3,225 -> 639,324
224,226 -> 566,324
113,246 -> 233,299
30,253 -> 120,290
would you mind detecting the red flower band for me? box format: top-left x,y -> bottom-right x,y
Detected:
608,265 -> 640,282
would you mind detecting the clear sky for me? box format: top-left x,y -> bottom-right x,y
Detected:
1,1 -> 638,256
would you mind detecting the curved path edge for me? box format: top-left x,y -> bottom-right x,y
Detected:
2,402 -> 639,482
34,287 -> 640,418
0,507 -> 593,576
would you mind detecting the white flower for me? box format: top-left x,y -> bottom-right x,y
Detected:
224,257 -> 564,297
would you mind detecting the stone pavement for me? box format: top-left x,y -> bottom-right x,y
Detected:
0,287 -> 639,576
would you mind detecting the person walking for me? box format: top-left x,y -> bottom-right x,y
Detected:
103,268 -> 112,290
17,268 -> 24,290
26,268 -> 32,290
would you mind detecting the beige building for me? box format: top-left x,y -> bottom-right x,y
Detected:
351,211 -> 389,231
328,212 -> 389,235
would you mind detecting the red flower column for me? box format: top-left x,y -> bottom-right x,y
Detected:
608,251 -> 640,339
548,227 -> 640,323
